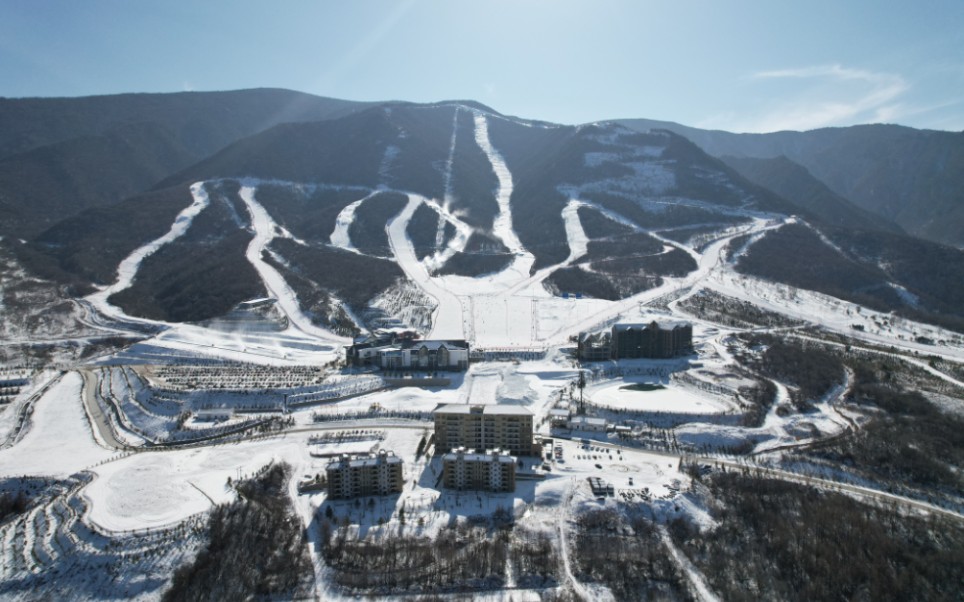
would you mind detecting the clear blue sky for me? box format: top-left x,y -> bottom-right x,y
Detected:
2,0 -> 962,132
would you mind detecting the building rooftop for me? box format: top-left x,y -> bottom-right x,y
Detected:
326,450 -> 402,470
613,320 -> 691,332
350,337 -> 468,351
401,339 -> 468,351
443,447 -> 516,463
570,415 -> 607,426
433,404 -> 534,416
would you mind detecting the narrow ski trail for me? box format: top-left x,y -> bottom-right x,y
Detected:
85,182 -> 210,326
472,111 -> 534,283
387,194 -> 467,340
329,191 -> 378,254
238,182 -> 349,346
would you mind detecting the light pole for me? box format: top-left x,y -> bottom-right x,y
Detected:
577,370 -> 586,415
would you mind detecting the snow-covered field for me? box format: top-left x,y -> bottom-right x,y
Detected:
590,381 -> 730,414
86,438 -> 309,531
0,372 -> 114,477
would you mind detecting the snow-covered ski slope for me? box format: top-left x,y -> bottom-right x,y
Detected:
472,111 -> 534,275
73,108 -> 964,365
85,182 -> 211,327
238,180 -> 350,346
388,194 -> 468,340
80,180 -> 350,366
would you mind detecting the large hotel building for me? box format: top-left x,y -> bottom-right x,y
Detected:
432,404 -> 534,456
577,320 -> 693,361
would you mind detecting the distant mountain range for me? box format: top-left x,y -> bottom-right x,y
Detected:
0,89 -> 371,237
619,118 -> 964,248
2,88 -> 963,334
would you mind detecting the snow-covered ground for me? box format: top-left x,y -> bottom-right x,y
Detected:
0,372 -> 114,477
703,268 -> 964,362
76,180 -> 348,367
590,381 -> 730,414
65,120 -> 964,369
387,194 -> 468,340
329,190 -> 377,253
85,438 -> 310,531
472,111 -> 533,274
3,108 -> 964,600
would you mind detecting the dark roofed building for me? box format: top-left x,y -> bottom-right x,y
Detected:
611,320 -> 692,359
577,331 -> 611,362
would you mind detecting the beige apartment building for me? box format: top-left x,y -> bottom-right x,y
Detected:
326,450 -> 404,500
433,404 -> 534,456
442,447 -> 516,492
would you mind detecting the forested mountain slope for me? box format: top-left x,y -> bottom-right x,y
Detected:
620,119 -> 964,247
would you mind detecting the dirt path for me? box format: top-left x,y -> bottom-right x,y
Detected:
658,525 -> 721,602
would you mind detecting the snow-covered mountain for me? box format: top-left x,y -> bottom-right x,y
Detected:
619,118 -> 964,249
2,89 -> 964,345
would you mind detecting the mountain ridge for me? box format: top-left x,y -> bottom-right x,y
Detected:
618,118 -> 964,247
2,88 -> 963,336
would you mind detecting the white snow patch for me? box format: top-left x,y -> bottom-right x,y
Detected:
329,191 -> 377,253
0,372 -> 113,478
561,199 -> 589,264
85,438 -> 306,531
420,197 -> 474,273
386,194 -> 467,340
472,111 -> 534,273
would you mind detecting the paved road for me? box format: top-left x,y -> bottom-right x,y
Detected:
78,369 -> 130,450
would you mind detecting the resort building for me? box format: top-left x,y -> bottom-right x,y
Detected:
442,447 -> 516,493
325,450 -> 404,500
433,404 -> 535,456
548,408 -> 571,428
577,320 -> 692,361
611,321 -> 692,359
346,332 -> 469,371
568,415 -> 608,432
576,331 -> 612,362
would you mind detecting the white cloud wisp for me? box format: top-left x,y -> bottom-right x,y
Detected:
702,64 -> 910,133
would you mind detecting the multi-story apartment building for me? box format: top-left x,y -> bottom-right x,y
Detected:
325,450 -> 404,500
433,404 -> 534,456
442,447 -> 516,493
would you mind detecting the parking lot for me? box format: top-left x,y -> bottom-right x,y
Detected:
543,437 -> 687,501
